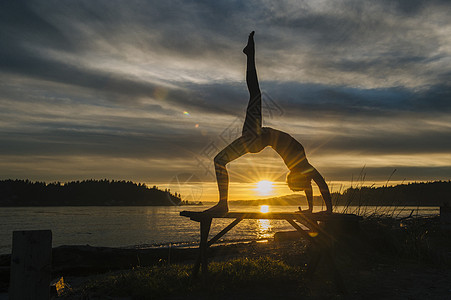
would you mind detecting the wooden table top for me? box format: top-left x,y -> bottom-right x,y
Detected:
180,210 -> 360,222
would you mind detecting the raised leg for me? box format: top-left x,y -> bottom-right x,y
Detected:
242,31 -> 262,136
204,32 -> 264,214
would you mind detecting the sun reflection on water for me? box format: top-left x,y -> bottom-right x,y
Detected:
256,219 -> 273,239
256,205 -> 272,239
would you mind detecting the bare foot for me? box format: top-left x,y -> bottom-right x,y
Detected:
243,31 -> 255,55
203,202 -> 228,215
297,207 -> 313,214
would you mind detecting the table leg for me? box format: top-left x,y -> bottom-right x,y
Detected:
306,250 -> 322,278
192,253 -> 201,278
324,248 -> 347,293
200,218 -> 212,281
191,218 -> 212,278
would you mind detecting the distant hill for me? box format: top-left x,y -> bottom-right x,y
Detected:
231,194 -> 307,206
230,181 -> 451,207
0,179 -> 181,206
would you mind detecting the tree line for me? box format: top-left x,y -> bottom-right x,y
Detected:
331,180 -> 451,206
0,179 -> 449,207
232,180 -> 451,207
0,179 -> 181,206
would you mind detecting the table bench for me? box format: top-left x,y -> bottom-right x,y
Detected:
180,210 -> 361,292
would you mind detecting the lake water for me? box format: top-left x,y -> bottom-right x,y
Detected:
0,205 -> 439,255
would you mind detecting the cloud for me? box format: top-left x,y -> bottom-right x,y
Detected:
3,0 -> 451,88
0,0 -> 450,185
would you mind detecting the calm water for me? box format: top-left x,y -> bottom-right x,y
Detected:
0,205 -> 439,255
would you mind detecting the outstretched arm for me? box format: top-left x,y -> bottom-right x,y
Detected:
310,168 -> 333,213
304,184 -> 314,212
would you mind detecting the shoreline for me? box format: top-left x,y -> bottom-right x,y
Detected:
0,237 -> 273,256
0,206 -> 440,256
0,239 -> 276,293
1,215 -> 450,298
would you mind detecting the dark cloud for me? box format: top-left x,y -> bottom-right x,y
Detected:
0,1 -> 73,51
0,129 -> 204,159
1,0 -> 449,92
262,81 -> 451,117
377,0 -> 451,16
332,54 -> 445,74
318,130 -> 451,155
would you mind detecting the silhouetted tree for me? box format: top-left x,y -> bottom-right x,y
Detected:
0,179 -> 181,206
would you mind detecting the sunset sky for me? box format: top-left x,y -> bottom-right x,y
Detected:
1,1 -> 450,202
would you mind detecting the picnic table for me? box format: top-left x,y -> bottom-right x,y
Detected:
180,210 -> 361,292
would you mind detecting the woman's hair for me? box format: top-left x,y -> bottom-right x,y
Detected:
286,170 -> 311,191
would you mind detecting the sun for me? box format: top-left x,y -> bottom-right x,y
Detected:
260,205 -> 269,213
255,180 -> 274,196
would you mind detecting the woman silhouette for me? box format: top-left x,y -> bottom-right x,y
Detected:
206,32 -> 332,214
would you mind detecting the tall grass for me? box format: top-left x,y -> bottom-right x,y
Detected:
358,215 -> 450,266
333,168 -> 429,219
67,257 -> 306,299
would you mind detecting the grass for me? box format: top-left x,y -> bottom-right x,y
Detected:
59,198 -> 450,300
67,257 -> 306,299
354,215 -> 450,266
65,216 -> 450,299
